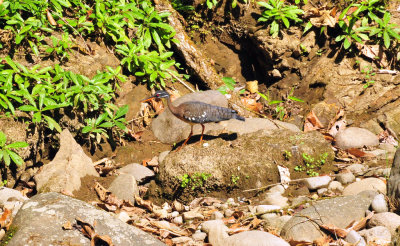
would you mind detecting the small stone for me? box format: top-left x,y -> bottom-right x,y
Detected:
311,193 -> 319,200
291,186 -> 310,197
153,209 -> 168,219
158,151 -> 170,164
213,203 -> 221,209
335,127 -> 379,149
117,211 -> 130,223
226,198 -> 235,205
172,200 -> 184,212
192,231 -> 207,241
256,205 -> 281,214
262,192 -> 288,207
172,216 -> 183,225
118,163 -> 155,184
260,213 -> 278,220
359,226 -> 391,245
224,209 -> 234,217
220,204 -> 229,210
108,174 -> 139,204
317,188 -> 328,195
371,194 -> 388,213
345,230 -> 366,246
271,69 -> 282,78
171,211 -> 179,218
0,229 -> 4,241
303,176 -> 331,190
269,185 -> 285,194
346,164 -> 368,176
335,172 -> 355,185
211,211 -> 224,220
328,181 -> 344,193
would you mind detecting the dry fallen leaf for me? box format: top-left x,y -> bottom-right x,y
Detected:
46,9 -> 57,26
0,209 -> 11,228
313,236 -> 331,246
241,97 -> 263,113
135,195 -> 159,212
356,43 -> 389,68
305,8 -> 336,27
304,111 -> 324,132
130,130 -> 144,141
319,212 -> 374,238
346,148 -> 375,158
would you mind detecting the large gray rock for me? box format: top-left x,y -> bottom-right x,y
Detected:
388,147 -> 400,199
151,90 -> 299,144
335,127 -> 379,149
34,129 -> 99,193
280,193 -> 374,242
342,177 -> 386,196
202,220 -> 289,246
158,130 -> 334,201
7,192 -> 165,246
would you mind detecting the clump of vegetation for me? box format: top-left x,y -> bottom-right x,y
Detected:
231,174 -> 240,186
0,131 -> 28,167
294,152 -> 329,176
179,172 -> 212,190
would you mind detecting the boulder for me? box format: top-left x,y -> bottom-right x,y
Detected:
335,127 -> 379,149
6,192 -> 165,246
34,129 -> 99,193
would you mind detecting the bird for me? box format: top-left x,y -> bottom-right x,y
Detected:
142,90 -> 245,151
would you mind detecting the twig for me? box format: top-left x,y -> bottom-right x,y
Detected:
376,69 -> 399,74
168,71 -> 195,93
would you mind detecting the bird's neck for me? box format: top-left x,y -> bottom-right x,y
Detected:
165,96 -> 179,115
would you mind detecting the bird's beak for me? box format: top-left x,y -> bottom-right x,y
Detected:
140,95 -> 156,103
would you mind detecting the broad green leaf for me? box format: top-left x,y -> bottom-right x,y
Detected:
19,105 -> 39,112
6,142 -> 28,149
344,37 -> 351,49
0,131 -> 6,146
8,150 -> 23,166
383,31 -> 390,49
43,115 -> 62,133
3,151 -> 10,166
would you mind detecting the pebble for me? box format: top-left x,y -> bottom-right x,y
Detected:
317,188 -> 328,195
327,181 -> 344,193
359,226 -> 391,245
172,216 -> 183,225
171,211 -> 180,218
220,204 -> 229,210
371,194 -> 388,213
192,231 -> 207,241
303,176 -> 331,190
335,172 -> 355,185
224,209 -> 234,217
345,230 -> 366,246
291,196 -> 311,207
0,229 -> 5,241
269,185 -> 285,194
262,192 -> 288,207
226,198 -> 235,205
211,211 -> 224,220
256,205 -> 281,214
346,164 -> 368,176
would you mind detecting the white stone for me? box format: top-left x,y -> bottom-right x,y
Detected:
303,176 -> 331,190
211,211 -> 224,220
224,209 -> 234,217
172,216 -> 183,225
371,194 -> 388,213
192,231 -> 207,241
171,211 -> 179,218
317,188 -> 328,195
256,205 -> 281,214
262,192 -> 288,207
117,211 -> 131,223
335,172 -> 355,185
345,230 -> 366,246
328,181 -> 344,193
269,185 -> 285,194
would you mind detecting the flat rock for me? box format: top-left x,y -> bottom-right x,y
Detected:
108,174 -> 139,204
367,212 -> 400,236
303,176 -> 331,190
335,127 -> 379,149
7,192 -> 165,246
159,130 -> 334,201
34,129 -> 99,193
342,177 -> 386,196
202,220 -> 289,246
118,163 -> 155,184
280,193 -> 374,242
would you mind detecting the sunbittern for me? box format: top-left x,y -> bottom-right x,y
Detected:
142,90 -> 245,150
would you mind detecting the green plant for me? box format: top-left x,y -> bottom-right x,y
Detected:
257,0 -> 303,38
283,150 -> 292,160
295,152 -> 329,176
361,65 -> 376,88
0,131 -> 28,167
44,33 -> 74,62
231,174 -> 240,185
178,172 -> 211,190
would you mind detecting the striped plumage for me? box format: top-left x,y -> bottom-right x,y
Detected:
142,90 -> 245,151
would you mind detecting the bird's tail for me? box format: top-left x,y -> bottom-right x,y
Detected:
234,114 -> 245,121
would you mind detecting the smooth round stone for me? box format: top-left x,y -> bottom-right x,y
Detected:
371,194 -> 388,213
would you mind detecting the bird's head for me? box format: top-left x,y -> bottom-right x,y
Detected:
141,90 -> 170,102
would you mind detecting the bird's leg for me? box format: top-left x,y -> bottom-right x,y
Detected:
176,125 -> 193,152
198,124 -> 205,145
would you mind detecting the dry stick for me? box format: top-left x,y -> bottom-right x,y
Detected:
50,10 -> 91,54
167,71 -> 196,93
